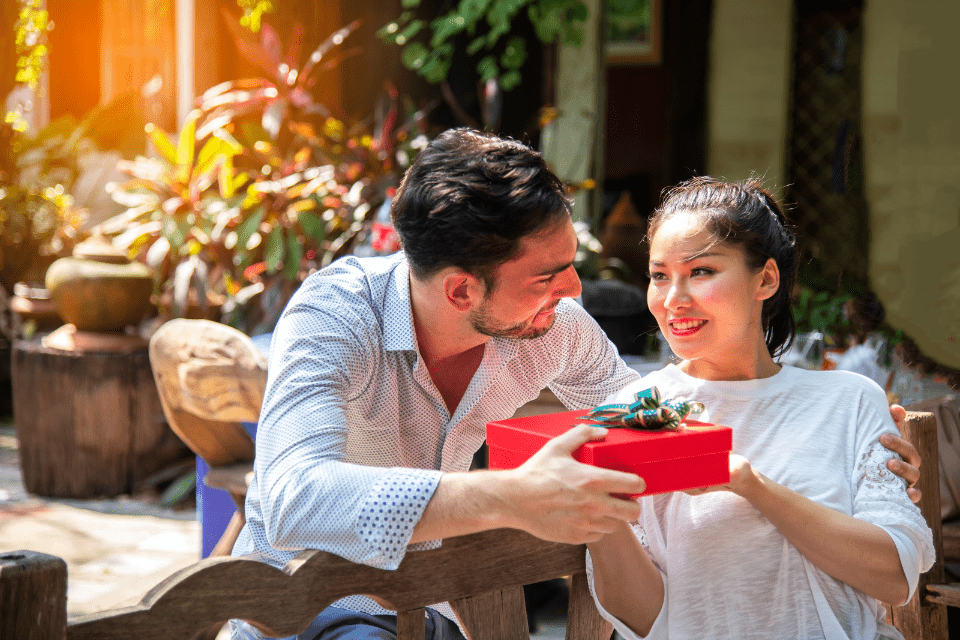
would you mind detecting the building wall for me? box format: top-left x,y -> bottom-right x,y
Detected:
707,0 -> 959,369
706,0 -> 793,190
862,0 -> 960,369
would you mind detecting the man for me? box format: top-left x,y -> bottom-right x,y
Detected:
231,129 -> 920,640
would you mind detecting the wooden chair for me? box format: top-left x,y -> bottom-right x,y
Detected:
148,319 -> 265,556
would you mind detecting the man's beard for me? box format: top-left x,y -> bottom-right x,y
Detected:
469,303 -> 557,339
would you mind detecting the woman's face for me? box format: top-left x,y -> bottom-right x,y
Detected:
647,211 -> 779,379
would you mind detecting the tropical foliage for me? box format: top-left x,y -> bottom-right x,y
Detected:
101,15 -> 432,333
379,0 -> 589,91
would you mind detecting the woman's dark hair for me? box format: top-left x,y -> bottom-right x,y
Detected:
390,128 -> 571,287
648,176 -> 799,358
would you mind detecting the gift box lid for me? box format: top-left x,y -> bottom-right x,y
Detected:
486,409 -> 732,464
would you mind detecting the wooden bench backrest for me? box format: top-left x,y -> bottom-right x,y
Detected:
2,528 -> 611,640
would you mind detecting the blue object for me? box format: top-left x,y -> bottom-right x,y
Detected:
197,333 -> 271,558
198,420 -> 259,558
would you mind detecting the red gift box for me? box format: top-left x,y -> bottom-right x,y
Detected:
486,410 -> 732,497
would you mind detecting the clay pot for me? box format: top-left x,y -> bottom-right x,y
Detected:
45,238 -> 154,332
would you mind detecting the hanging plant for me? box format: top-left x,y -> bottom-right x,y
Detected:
378,0 -> 588,91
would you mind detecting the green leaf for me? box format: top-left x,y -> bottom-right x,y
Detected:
284,229 -> 302,280
236,208 -> 265,249
159,470 -> 197,508
488,0 -> 527,31
401,42 -> 430,70
398,19 -> 424,43
458,0 -> 494,24
567,0 -> 590,22
299,210 -> 326,244
377,23 -> 400,43
264,225 -> 284,274
163,216 -> 190,254
561,22 -> 584,47
500,69 -> 522,91
401,0 -> 422,7
477,55 -> 499,82
430,15 -> 468,48
466,35 -> 487,56
500,36 -> 526,69
421,57 -> 452,83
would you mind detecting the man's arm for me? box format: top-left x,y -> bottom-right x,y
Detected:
410,424 -> 645,544
884,404 -> 922,503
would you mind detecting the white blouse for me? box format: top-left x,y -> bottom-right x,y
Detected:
587,364 -> 934,640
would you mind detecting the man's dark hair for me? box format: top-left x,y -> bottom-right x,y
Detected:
390,128 -> 571,286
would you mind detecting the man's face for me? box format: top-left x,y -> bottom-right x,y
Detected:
470,217 -> 582,339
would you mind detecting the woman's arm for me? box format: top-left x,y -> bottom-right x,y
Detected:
586,521 -> 665,637
703,455 -> 909,605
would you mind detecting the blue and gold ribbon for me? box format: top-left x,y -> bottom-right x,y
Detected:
580,387 -> 704,431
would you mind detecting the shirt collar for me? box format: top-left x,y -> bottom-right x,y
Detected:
380,255 -> 521,368
383,256 -> 417,352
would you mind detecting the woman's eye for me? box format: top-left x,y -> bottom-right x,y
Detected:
692,267 -> 714,276
648,271 -> 665,281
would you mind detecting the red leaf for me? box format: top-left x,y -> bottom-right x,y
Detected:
260,23 -> 283,65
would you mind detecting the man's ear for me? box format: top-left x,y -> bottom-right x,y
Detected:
443,271 -> 484,311
757,258 -> 780,301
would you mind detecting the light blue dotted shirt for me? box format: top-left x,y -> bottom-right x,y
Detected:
231,251 -> 640,629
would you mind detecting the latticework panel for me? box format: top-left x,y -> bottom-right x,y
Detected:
785,1 -> 869,287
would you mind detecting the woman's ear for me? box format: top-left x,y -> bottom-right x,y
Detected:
757,258 -> 780,302
443,271 -> 484,312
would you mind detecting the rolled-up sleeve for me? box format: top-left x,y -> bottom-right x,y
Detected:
252,295 -> 443,570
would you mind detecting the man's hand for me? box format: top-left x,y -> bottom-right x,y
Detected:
503,424 -> 645,544
881,404 -> 922,504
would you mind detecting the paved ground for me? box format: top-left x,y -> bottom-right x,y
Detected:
0,421 -> 568,639
0,421 -> 223,632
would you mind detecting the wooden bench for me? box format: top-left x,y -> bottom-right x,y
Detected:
2,411 -> 959,640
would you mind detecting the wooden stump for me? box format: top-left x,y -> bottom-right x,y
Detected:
11,334 -> 191,498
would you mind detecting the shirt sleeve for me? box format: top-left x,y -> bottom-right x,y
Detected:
253,291 -> 442,571
850,384 -> 935,600
546,299 -> 642,410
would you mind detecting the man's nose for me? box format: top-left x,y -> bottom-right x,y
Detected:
556,265 -> 582,299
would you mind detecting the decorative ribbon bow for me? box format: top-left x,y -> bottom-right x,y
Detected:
580,387 -> 704,431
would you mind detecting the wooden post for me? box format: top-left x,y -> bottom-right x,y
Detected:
0,551 -> 67,640
889,412 -> 949,639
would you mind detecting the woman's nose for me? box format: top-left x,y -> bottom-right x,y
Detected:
664,280 -> 690,310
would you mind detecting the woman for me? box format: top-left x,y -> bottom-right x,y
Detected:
586,178 -> 934,640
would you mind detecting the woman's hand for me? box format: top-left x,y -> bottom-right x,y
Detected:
883,404 -> 922,504
685,454 -> 758,497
